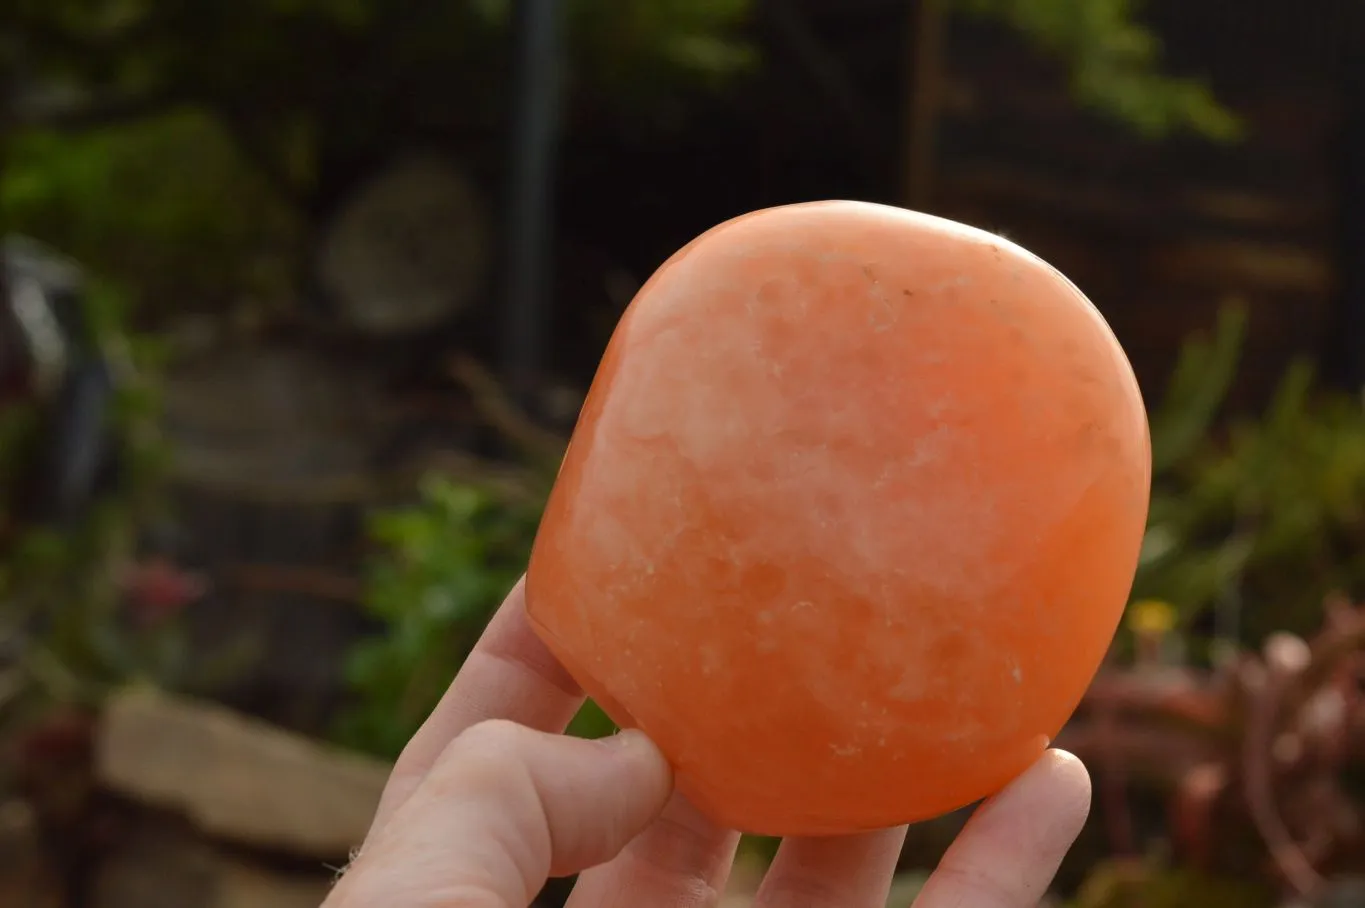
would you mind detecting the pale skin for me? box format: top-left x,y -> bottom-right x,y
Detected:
326,578 -> 1094,908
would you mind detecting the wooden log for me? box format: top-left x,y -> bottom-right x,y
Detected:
94,688 -> 389,862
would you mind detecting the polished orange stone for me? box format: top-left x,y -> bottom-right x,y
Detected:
525,201 -> 1151,836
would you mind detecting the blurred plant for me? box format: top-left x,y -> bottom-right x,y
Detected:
0,0 -> 1240,323
0,110 -> 300,320
3,0 -> 1237,160
478,0 -> 758,100
956,0 -> 1242,141
0,0 -> 757,317
334,357 -> 614,761
1060,596 -> 1365,906
1147,305 -> 1247,476
0,0 -> 758,211
1133,304 -> 1365,646
0,275 -> 212,727
334,475 -> 537,759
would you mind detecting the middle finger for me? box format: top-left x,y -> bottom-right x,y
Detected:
566,791 -> 741,908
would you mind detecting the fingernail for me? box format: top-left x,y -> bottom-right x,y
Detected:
596,728 -> 655,755
593,729 -> 673,785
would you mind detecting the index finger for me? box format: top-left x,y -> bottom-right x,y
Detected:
365,577 -> 588,836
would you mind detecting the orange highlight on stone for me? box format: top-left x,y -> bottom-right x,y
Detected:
526,200 -> 1151,836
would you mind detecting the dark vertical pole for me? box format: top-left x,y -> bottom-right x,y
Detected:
901,0 -> 945,211
1328,52 -> 1365,391
0,53 -> 12,304
501,0 -> 564,407
0,56 -> 15,390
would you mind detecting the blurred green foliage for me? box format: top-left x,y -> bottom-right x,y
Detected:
957,0 -> 1242,141
334,475 -> 615,761
2,0 -> 757,205
1,111 -> 298,317
0,0 -> 1238,319
3,0 -> 1234,143
1136,305 -> 1365,647
0,0 -> 758,314
0,281 -> 216,722
481,0 -> 758,94
1147,306 -> 1246,477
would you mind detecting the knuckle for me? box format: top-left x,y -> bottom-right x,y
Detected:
426,719 -> 533,796
458,718 -> 530,757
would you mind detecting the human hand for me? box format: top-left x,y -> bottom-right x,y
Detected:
325,578 -> 1093,907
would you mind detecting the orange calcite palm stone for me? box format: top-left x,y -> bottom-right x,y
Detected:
525,201 -> 1151,836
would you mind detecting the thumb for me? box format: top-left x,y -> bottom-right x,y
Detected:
330,719 -> 673,908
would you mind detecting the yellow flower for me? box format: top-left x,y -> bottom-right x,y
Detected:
1127,599 -> 1177,636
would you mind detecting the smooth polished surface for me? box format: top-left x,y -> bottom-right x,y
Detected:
526,200 -> 1151,836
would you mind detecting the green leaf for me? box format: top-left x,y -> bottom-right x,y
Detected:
1149,305 -> 1245,474
955,0 -> 1242,141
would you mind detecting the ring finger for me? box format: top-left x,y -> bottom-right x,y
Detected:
752,826 -> 909,908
